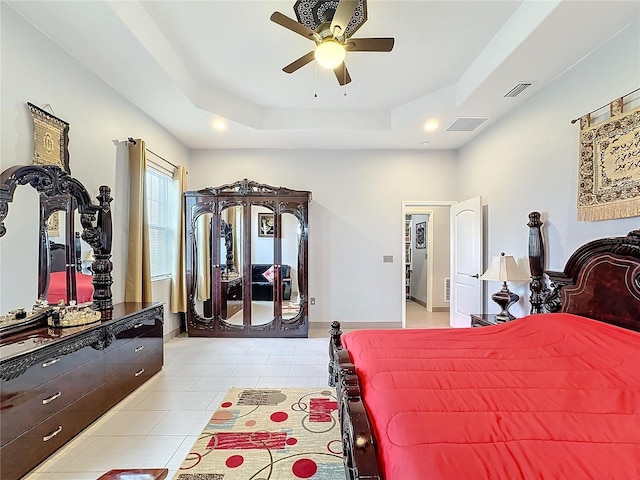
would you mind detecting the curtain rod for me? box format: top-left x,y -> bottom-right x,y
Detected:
570,87 -> 640,124
127,137 -> 178,169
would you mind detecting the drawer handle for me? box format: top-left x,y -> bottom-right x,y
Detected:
133,322 -> 144,329
134,345 -> 144,353
42,357 -> 60,368
43,425 -> 62,442
42,391 -> 62,405
134,368 -> 145,377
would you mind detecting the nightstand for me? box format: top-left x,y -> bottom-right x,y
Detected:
470,313 -> 500,327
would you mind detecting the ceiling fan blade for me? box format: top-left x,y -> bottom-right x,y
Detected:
345,37 -> 395,52
330,0 -> 358,37
283,51 -> 316,74
333,62 -> 352,86
270,12 -> 319,41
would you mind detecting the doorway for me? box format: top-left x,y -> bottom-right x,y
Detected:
401,201 -> 454,328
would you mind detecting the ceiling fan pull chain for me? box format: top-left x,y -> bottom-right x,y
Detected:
314,62 -> 318,98
344,65 -> 347,96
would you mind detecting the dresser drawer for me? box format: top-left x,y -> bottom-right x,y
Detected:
104,326 -> 162,379
102,346 -> 163,410
0,354 -> 104,446
0,385 -> 105,480
0,344 -> 103,407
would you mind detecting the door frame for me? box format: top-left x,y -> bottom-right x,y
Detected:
401,200 -> 456,328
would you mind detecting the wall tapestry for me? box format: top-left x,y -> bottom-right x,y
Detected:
415,222 -> 426,249
577,98 -> 640,221
27,102 -> 70,173
47,211 -> 59,237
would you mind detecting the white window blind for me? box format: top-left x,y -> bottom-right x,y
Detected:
145,165 -> 174,279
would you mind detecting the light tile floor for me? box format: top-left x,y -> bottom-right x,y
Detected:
23,331 -> 334,480
23,304 -> 449,479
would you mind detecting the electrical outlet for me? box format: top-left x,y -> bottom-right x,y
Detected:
310,297 -> 316,305
383,255 -> 394,263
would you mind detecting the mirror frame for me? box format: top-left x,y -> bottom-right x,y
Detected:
0,165 -> 114,316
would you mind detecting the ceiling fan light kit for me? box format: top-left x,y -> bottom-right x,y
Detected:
271,0 -> 394,86
314,40 -> 346,69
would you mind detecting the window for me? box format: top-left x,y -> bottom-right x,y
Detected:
145,165 -> 174,279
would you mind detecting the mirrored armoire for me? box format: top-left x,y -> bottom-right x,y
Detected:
184,179 -> 311,337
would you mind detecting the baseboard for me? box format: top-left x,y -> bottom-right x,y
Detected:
310,321 -> 402,330
409,296 -> 427,307
163,327 -> 182,342
431,307 -> 450,312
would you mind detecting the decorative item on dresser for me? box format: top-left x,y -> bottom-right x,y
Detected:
328,212 -> 640,480
0,302 -> 164,480
184,179 -> 311,338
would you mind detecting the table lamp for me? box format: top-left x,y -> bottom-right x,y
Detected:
480,252 -> 530,321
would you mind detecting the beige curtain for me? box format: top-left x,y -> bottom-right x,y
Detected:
125,139 -> 152,302
196,214 -> 211,301
170,165 -> 188,313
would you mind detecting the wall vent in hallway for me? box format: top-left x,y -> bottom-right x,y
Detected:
444,278 -> 450,302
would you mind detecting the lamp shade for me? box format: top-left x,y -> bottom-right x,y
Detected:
315,39 -> 346,69
481,253 -> 530,283
82,249 -> 95,262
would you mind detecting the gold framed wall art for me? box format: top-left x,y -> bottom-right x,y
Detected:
27,102 -> 70,173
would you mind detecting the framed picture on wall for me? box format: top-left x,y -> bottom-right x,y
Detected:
27,102 -> 70,174
415,222 -> 426,249
258,213 -> 274,237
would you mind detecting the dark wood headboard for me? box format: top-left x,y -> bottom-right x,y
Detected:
528,211 -> 640,332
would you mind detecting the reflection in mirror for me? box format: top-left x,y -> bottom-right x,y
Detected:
44,208 -> 69,305
282,212 -> 301,321
193,213 -> 213,319
41,208 -> 95,306
220,205 -> 244,324
250,205 -> 274,326
0,186 -> 39,314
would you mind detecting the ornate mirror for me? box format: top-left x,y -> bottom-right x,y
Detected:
0,165 -> 114,331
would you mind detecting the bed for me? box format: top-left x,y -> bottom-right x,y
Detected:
329,212 -> 640,480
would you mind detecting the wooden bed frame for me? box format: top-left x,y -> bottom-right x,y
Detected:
328,211 -> 640,480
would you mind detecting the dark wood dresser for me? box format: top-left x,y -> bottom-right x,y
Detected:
0,302 -> 164,480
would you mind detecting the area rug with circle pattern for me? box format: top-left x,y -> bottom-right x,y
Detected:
173,387 -> 347,480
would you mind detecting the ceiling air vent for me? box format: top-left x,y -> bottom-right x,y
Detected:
446,117 -> 489,132
504,83 -> 532,98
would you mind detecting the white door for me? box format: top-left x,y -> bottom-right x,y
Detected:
450,196 -> 483,327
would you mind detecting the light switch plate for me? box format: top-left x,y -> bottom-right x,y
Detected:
383,255 -> 394,263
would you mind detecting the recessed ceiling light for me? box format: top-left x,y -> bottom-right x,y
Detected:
423,119 -> 439,131
420,141 -> 430,146
212,119 -> 227,131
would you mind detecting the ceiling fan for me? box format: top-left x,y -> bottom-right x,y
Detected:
270,0 -> 394,85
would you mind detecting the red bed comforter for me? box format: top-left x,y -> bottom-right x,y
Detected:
47,271 -> 94,304
342,313 -> 640,479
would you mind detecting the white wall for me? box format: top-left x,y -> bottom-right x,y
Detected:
1,5 -> 189,335
458,20 -> 640,318
188,149 -> 459,324
430,205 -> 451,310
409,214 -> 428,304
